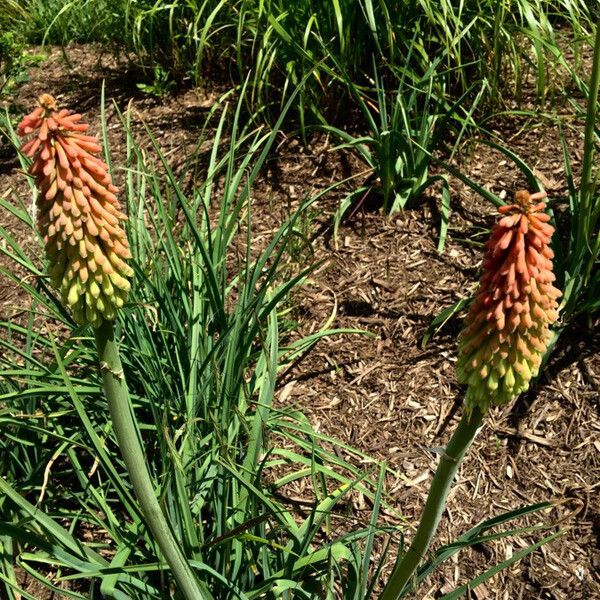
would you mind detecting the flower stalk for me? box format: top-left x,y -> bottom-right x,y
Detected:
95,321 -> 210,600
381,191 -> 560,599
18,95 -> 210,600
380,407 -> 483,599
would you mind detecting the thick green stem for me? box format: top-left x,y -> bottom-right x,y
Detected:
380,407 -> 484,600
94,321 -> 210,600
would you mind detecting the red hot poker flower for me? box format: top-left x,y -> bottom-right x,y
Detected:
456,190 -> 561,413
17,94 -> 133,328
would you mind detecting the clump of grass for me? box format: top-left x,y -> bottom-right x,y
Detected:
241,0 -> 594,122
321,54 -> 477,251
28,0 -> 127,45
556,26 -> 600,324
5,0 -> 593,123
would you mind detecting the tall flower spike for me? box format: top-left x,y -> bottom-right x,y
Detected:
457,190 -> 561,413
18,94 -> 133,328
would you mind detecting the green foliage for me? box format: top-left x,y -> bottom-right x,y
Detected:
552,30 -> 600,322
0,0 -> 27,29
24,0 -> 127,44
136,65 -> 175,97
5,0 -> 592,122
250,0 -> 593,118
242,0 -> 398,123
206,1 -> 592,120
328,65 -> 444,211
0,32 -> 43,97
407,0 -> 593,106
124,0 -> 242,83
0,32 -> 25,96
321,54 -> 485,251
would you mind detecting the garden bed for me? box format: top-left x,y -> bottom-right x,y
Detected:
0,45 -> 598,600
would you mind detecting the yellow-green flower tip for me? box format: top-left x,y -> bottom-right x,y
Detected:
456,190 -> 561,414
18,94 -> 132,328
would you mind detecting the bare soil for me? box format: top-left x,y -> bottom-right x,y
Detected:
0,45 -> 598,600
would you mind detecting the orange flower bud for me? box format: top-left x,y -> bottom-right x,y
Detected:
18,94 -> 133,328
457,191 -> 561,413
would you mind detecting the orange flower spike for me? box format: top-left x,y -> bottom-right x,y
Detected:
456,190 -> 561,413
18,94 -> 133,328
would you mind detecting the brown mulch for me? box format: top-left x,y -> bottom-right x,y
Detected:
0,44 -> 599,600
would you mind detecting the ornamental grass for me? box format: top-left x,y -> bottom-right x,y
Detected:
17,93 -> 133,328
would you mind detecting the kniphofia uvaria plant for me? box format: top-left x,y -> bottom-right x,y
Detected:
381,190 -> 561,598
17,94 -> 211,600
